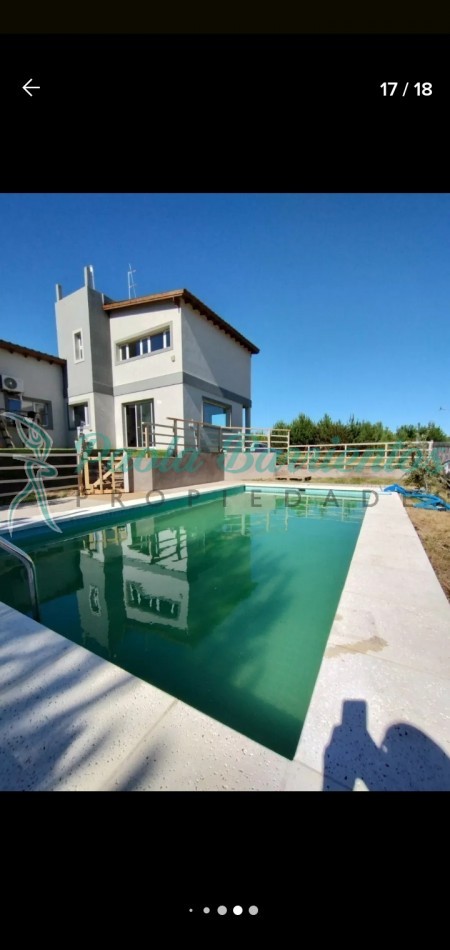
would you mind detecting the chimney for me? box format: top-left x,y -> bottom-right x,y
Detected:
84,265 -> 95,289
55,283 -> 63,301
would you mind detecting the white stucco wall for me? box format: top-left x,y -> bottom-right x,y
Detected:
0,348 -> 68,446
180,301 -> 252,399
108,302 -> 181,389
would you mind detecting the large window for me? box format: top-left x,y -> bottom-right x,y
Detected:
73,330 -> 84,362
124,399 -> 155,448
203,400 -> 231,427
22,398 -> 52,428
118,327 -> 171,362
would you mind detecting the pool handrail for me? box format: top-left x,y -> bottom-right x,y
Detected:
0,535 -> 40,621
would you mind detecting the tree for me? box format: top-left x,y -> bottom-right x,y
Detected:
395,424 -> 418,441
395,422 -> 447,442
272,419 -> 290,431
356,420 -> 394,442
289,413 -> 317,445
420,422 -> 447,442
316,413 -> 348,444
346,414 -> 363,442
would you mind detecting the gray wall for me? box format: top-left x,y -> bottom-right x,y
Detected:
128,452 -> 225,492
56,286 -> 95,397
88,288 -> 114,395
128,451 -> 280,491
93,392 -> 116,450
55,284 -> 113,399
181,300 -> 252,400
55,281 -> 115,446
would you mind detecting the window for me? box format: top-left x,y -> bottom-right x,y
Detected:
118,327 -> 171,362
69,403 -> 89,430
5,396 -> 21,414
203,400 -> 231,427
124,400 -> 154,447
22,398 -> 52,428
73,330 -> 84,362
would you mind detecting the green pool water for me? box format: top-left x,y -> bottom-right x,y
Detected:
0,489 -> 365,759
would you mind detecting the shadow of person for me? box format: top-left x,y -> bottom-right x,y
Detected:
323,699 -> 450,791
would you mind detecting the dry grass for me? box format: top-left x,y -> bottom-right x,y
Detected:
406,504 -> 450,603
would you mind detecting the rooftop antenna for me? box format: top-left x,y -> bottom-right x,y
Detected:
127,263 -> 137,299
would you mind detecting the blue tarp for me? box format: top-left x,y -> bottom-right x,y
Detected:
383,484 -> 450,510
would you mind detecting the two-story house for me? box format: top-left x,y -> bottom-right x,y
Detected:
55,266 -> 259,449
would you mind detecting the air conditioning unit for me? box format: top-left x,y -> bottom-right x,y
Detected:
0,375 -> 24,393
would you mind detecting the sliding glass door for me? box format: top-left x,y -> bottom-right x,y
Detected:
124,399 -> 155,447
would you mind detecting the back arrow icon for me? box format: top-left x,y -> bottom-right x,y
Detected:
23,79 -> 40,97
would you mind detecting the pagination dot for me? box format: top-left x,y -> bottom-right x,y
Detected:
217,906 -> 227,915
233,906 -> 243,915
249,906 -> 259,915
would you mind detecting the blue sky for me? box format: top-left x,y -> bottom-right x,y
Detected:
0,193 -> 449,432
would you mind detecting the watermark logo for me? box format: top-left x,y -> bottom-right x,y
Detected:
3,412 -> 62,535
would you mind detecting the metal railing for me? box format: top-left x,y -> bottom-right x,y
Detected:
0,449 -> 79,503
164,419 -> 290,455
286,441 -> 432,470
0,535 -> 40,621
74,423 -> 437,493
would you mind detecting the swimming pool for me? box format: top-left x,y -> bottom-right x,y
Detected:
0,487 -> 366,759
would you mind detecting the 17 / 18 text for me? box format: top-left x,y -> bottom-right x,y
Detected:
380,82 -> 432,96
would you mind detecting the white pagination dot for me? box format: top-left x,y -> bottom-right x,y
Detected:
249,906 -> 259,915
233,906 -> 243,915
203,908 -> 210,914
217,906 -> 227,915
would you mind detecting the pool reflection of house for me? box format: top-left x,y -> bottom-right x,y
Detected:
75,502 -> 255,657
123,520 -> 189,634
77,526 -> 127,656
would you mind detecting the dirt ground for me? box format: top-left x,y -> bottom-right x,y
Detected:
406,504 -> 450,603
304,471 -> 450,605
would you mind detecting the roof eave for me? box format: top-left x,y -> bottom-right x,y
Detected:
103,289 -> 259,355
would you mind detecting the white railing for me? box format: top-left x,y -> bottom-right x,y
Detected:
286,441 -> 432,470
164,419 -> 290,455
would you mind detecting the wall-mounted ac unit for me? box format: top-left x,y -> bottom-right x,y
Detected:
0,375 -> 24,393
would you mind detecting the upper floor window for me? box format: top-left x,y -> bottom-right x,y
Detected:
118,327 -> 171,362
73,329 -> 84,362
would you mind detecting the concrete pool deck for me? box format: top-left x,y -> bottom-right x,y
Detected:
0,482 -> 449,791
